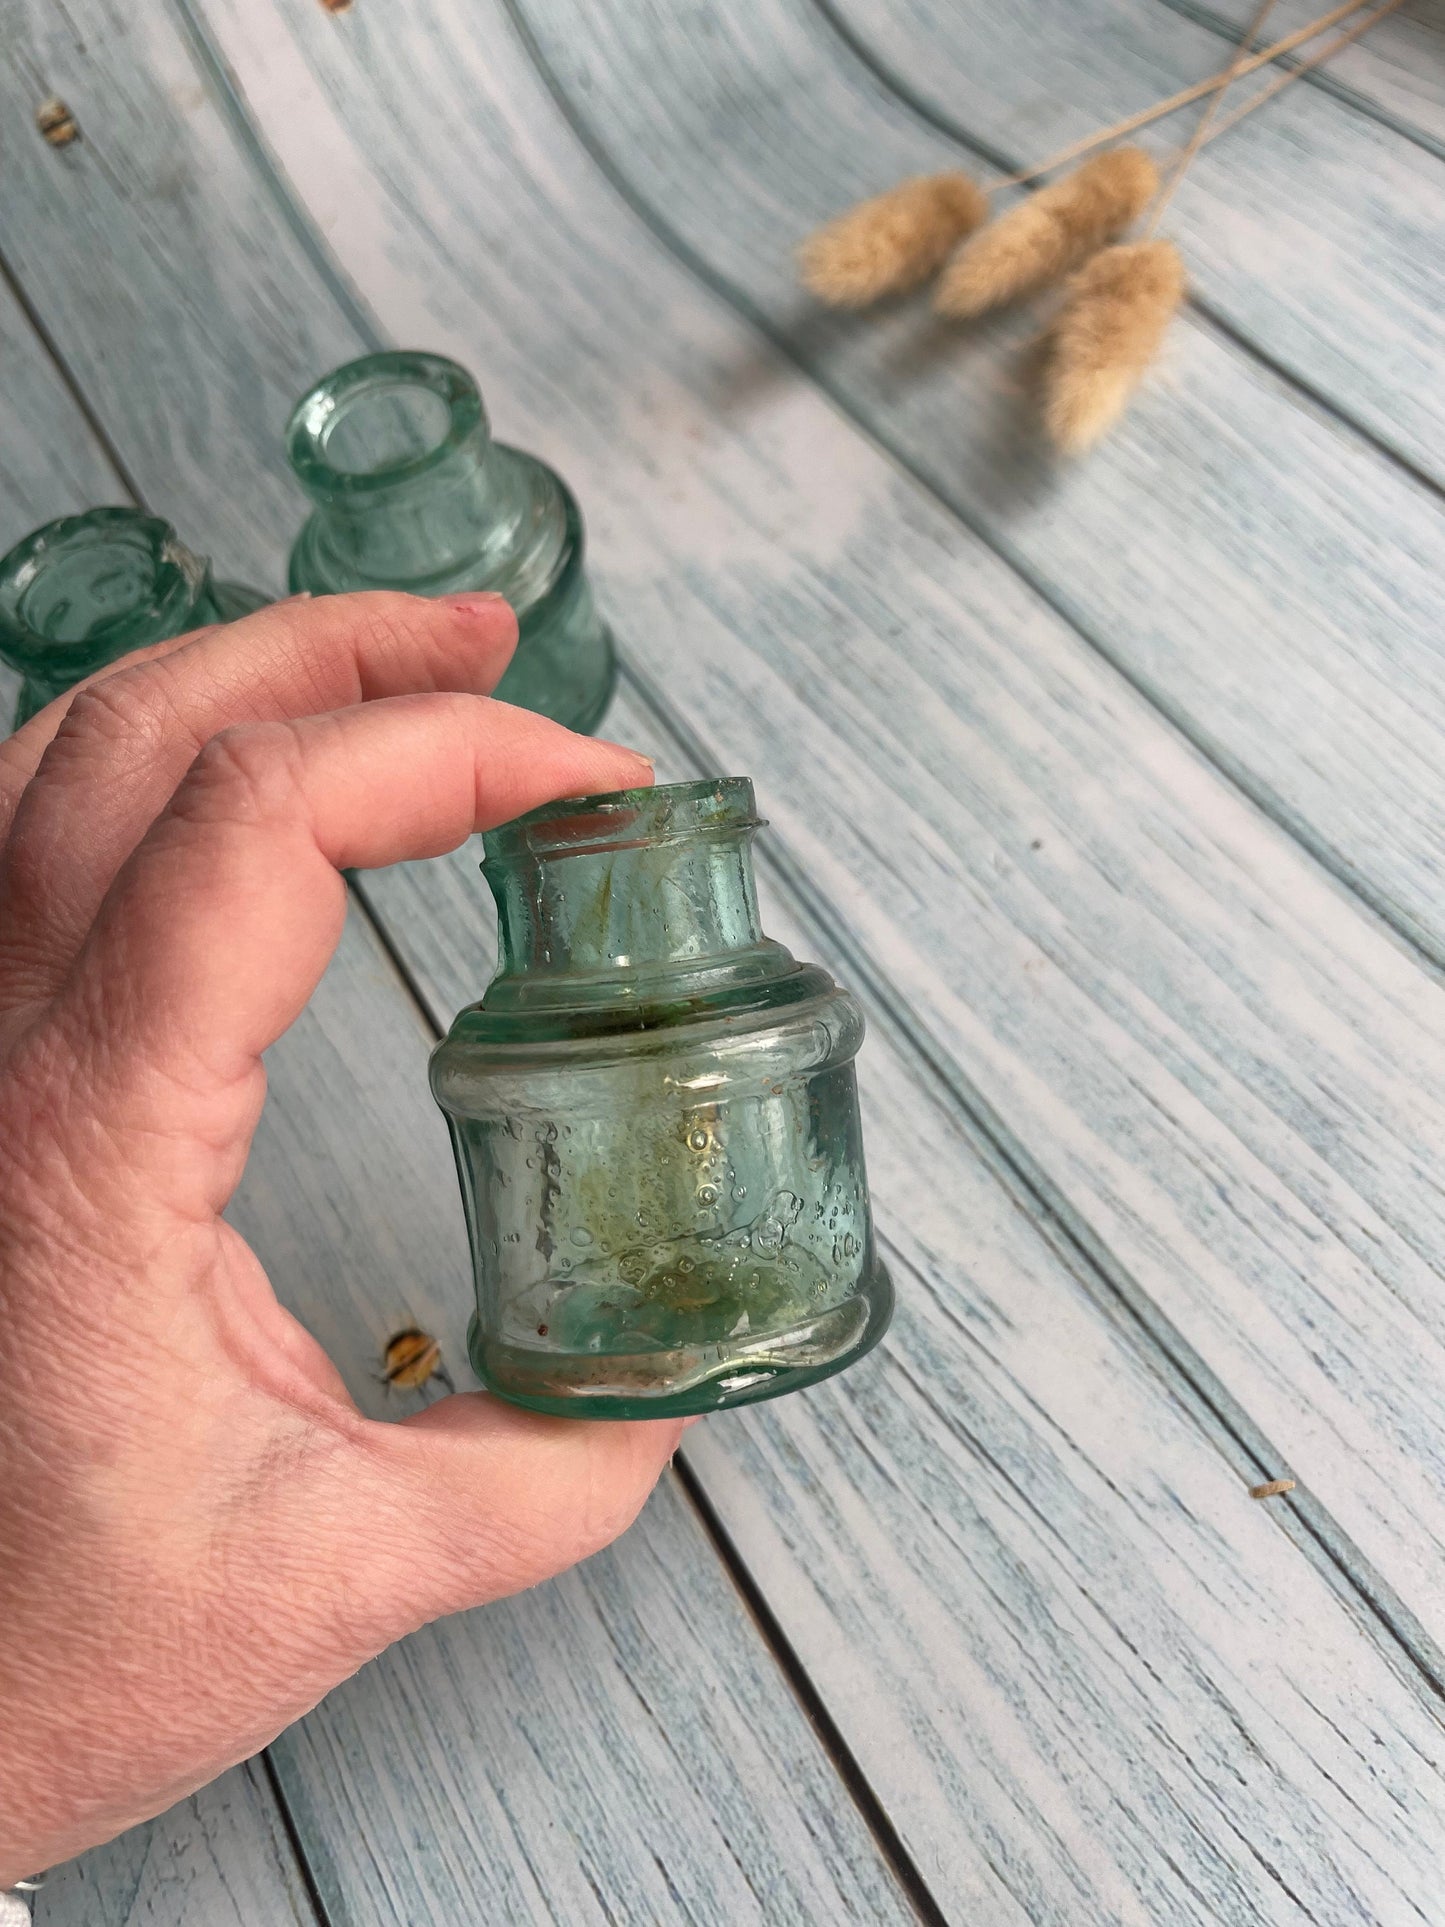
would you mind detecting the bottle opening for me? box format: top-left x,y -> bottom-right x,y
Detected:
321,382 -> 452,475
0,510 -> 198,655
286,351 -> 486,498
486,778 -> 762,863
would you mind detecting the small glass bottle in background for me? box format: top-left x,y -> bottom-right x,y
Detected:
0,509 -> 265,729
285,351 -> 616,735
430,777 -> 893,1419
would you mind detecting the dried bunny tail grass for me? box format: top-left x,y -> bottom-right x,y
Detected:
1042,241 -> 1186,452
800,172 -> 988,307
935,147 -> 1158,319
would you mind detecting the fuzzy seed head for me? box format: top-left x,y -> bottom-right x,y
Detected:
1042,240 -> 1186,452
935,146 -> 1158,319
800,172 -> 988,307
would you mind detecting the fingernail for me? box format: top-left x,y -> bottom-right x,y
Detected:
437,591 -> 511,615
279,591 -> 312,603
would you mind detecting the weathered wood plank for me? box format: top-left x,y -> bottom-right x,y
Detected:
0,281 -> 124,542
234,900 -> 917,1925
1154,0 -> 1445,146
171,0 -> 1445,1648
270,1477 -> 915,1927
0,0 -> 364,590
509,0 -> 1445,968
33,1763 -> 315,1927
363,693 -> 1445,1925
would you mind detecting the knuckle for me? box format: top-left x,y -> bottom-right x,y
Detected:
176,721 -> 308,828
55,663 -> 184,761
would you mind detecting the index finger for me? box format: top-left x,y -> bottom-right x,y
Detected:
40,694 -> 652,1217
0,589 -> 516,834
0,591 -> 518,1014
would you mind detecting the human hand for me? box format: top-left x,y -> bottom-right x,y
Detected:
0,592 -> 681,1883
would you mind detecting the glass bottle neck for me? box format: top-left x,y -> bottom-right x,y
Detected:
0,509 -> 213,686
286,350 -> 563,597
481,781 -> 796,1013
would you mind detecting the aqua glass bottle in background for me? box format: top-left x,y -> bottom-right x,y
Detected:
285,351 -> 616,735
0,508 -> 266,729
430,777 -> 893,1419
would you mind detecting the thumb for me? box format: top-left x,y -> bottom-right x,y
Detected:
342,1394 -> 686,1634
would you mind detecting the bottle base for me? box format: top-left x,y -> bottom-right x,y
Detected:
467,1258 -> 893,1419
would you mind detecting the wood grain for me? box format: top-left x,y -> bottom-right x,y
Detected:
0,0 -> 366,591
1152,0 -> 1445,144
0,269 -> 131,718
0,281 -> 125,542
167,0 -> 1445,1646
33,1763 -> 315,1927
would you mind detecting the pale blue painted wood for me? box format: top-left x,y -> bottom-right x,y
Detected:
0,272 -> 130,720
173,0 -> 1445,1652
0,281 -> 125,541
1154,0 -> 1445,145
33,1763 -> 315,1927
269,1477 -> 914,1927
0,0 -> 362,593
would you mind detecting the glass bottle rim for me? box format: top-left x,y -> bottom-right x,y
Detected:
286,350 -> 488,499
0,508 -> 203,663
484,777 -> 762,865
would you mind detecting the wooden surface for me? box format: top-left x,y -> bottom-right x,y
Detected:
4,0 -> 1444,1920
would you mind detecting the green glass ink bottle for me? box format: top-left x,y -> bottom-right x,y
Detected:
430,778 -> 893,1418
0,509 -> 265,729
285,351 -> 616,735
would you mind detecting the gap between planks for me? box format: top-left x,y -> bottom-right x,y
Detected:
0,245 -> 143,504
258,1754 -> 334,1927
